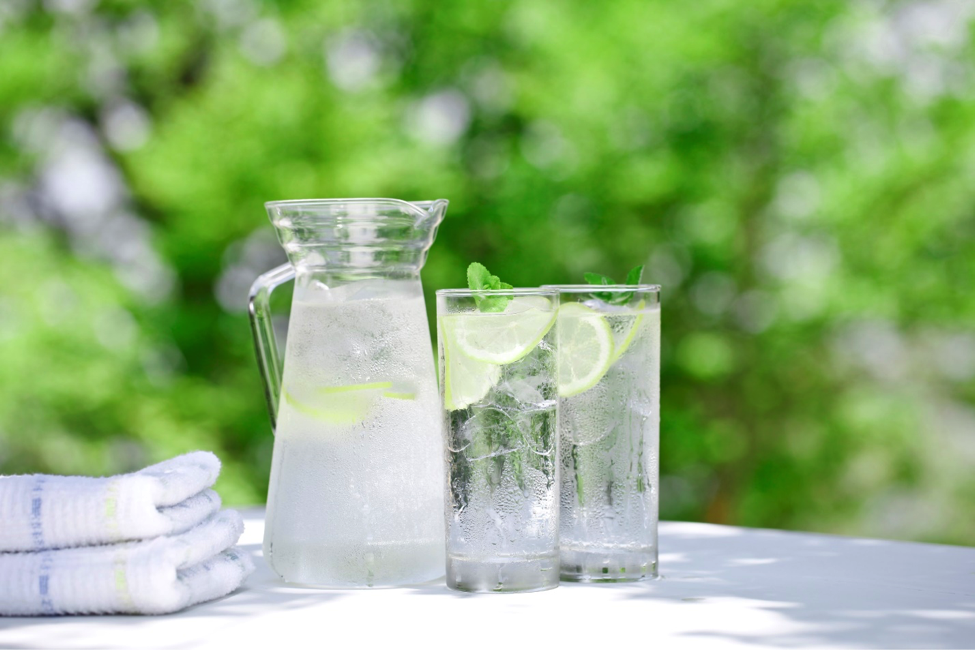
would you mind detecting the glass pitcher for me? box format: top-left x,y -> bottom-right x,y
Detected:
248,198 -> 448,587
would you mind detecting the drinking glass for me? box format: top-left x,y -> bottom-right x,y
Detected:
436,288 -> 560,593
542,284 -> 661,582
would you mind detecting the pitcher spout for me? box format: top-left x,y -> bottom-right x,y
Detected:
423,198 -> 449,225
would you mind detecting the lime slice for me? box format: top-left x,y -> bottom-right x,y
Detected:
282,381 -> 392,425
441,319 -> 502,411
382,390 -> 416,400
378,379 -> 419,401
611,299 -> 647,362
316,381 -> 393,395
557,302 -> 614,397
442,297 -> 556,365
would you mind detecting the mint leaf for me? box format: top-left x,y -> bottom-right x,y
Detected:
584,264 -> 644,305
584,272 -> 614,285
467,262 -> 493,291
625,265 -> 644,286
467,262 -> 512,312
585,270 -> 618,303
476,296 -> 509,312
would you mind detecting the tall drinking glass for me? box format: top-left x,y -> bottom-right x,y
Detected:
543,284 -> 661,582
436,288 -> 560,593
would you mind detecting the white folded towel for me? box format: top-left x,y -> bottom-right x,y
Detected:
0,451 -> 222,552
0,510 -> 254,616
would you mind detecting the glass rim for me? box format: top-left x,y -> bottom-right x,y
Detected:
541,284 -> 661,293
436,287 -> 559,298
265,197 -> 447,210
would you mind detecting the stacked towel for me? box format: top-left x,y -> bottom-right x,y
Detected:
0,452 -> 254,616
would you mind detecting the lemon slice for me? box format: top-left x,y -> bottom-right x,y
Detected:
442,297 -> 556,365
282,381 -> 392,425
557,302 -> 614,397
441,319 -> 502,411
611,299 -> 647,361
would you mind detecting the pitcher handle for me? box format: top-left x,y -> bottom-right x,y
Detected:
248,262 -> 295,430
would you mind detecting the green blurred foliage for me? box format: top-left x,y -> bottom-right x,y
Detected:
1,0 -> 974,544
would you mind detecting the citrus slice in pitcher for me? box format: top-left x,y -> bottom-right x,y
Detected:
282,381 -> 393,425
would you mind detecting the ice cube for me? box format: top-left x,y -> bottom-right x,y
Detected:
503,378 -> 544,405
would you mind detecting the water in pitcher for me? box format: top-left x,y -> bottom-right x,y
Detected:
263,278 -> 445,587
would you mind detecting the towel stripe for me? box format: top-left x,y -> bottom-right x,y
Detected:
29,478 -> 55,613
38,552 -> 54,614
30,476 -> 46,550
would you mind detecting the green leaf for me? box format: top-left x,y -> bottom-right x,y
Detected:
583,264 -> 644,305
625,265 -> 644,286
467,262 -> 512,312
476,296 -> 509,312
467,262 -> 493,291
584,272 -> 615,286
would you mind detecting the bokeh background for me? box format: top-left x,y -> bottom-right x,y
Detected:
1,0 -> 974,545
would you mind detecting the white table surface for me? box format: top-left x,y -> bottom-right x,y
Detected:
1,508 -> 973,650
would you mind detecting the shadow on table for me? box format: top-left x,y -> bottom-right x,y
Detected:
603,522 -> 975,649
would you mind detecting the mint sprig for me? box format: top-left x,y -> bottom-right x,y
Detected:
467,262 -> 513,312
584,264 -> 644,305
